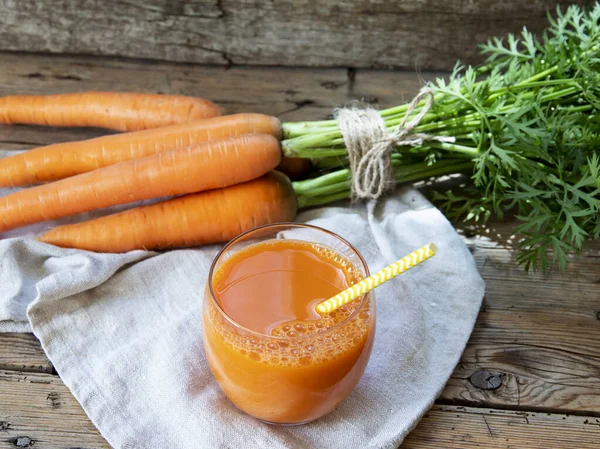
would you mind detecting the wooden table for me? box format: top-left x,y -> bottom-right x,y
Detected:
0,52 -> 598,449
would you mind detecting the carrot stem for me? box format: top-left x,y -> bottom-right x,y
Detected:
297,191 -> 351,209
294,160 -> 474,209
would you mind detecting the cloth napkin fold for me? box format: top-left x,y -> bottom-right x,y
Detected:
0,187 -> 484,449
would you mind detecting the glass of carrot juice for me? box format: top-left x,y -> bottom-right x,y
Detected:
202,223 -> 375,425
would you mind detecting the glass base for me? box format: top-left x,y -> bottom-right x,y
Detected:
228,400 -> 319,426
259,418 -> 317,426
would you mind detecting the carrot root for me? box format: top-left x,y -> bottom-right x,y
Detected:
0,134 -> 282,232
0,113 -> 282,187
38,171 -> 298,253
0,92 -> 223,131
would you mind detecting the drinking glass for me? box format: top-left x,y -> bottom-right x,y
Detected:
202,223 -> 375,425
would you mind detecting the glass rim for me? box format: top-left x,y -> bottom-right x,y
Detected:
206,222 -> 371,341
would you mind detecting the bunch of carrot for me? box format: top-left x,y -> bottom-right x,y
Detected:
0,92 -> 299,252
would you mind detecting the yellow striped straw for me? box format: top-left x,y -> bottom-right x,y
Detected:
315,242 -> 438,314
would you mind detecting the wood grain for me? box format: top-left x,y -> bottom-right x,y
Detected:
402,405 -> 600,449
435,247 -> 600,415
0,52 -> 350,145
1,370 -> 599,449
0,370 -> 109,449
0,334 -> 52,374
0,0 -> 595,70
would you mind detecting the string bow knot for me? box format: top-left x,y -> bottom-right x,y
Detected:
336,88 -> 455,200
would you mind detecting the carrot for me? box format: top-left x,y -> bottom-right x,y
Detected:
38,171 -> 297,253
0,134 -> 281,232
276,157 -> 312,180
0,113 -> 282,187
0,92 -> 222,131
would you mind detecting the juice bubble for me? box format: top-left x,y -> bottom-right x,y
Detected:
249,352 -> 261,361
267,342 -> 279,350
299,356 -> 312,366
294,323 -> 306,333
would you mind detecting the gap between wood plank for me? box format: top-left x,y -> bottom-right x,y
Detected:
436,397 -> 600,419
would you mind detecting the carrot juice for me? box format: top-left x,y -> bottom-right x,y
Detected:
202,223 -> 375,424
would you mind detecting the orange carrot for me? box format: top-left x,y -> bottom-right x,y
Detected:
276,157 -> 312,180
0,113 -> 282,187
0,92 -> 222,131
38,171 -> 297,253
0,134 -> 281,232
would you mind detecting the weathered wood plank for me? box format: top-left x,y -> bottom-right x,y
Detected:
1,372 -> 599,449
435,247 -> 600,415
444,341 -> 600,414
472,247 -> 600,315
0,370 -> 109,449
0,333 -> 52,374
0,1 -> 595,70
0,52 -> 440,153
403,405 -> 600,448
0,52 -> 352,151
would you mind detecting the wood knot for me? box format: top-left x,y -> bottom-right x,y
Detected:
361,95 -> 379,104
320,81 -> 345,90
469,369 -> 504,391
46,391 -> 61,408
0,421 -> 10,432
13,436 -> 34,447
